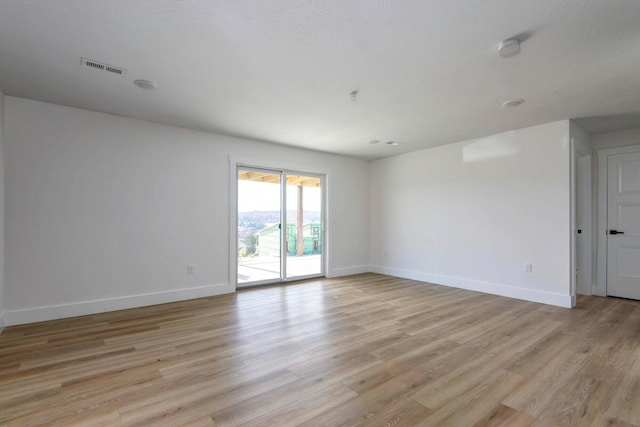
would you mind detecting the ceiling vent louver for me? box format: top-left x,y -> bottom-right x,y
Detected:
81,57 -> 127,76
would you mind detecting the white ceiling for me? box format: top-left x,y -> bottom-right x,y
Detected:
1,1 -> 640,160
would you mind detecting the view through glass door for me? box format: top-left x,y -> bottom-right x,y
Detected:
285,174 -> 323,279
237,168 -> 282,285
237,167 -> 323,287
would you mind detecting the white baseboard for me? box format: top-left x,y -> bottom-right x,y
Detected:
370,265 -> 573,308
0,311 -> 5,333
328,265 -> 370,278
4,283 -> 233,326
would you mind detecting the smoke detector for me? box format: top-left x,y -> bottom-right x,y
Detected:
502,98 -> 525,107
81,57 -> 127,75
134,80 -> 157,90
497,39 -> 521,58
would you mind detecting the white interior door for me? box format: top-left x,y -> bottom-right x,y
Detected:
607,151 -> 640,299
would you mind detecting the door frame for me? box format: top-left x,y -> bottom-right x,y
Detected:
573,146 -> 593,296
570,137 -> 592,305
229,156 -> 330,290
595,144 -> 640,296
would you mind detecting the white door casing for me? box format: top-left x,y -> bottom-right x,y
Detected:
606,151 -> 640,299
576,155 -> 592,295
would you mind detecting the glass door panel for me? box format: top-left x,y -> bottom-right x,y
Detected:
285,174 -> 323,279
237,168 -> 282,286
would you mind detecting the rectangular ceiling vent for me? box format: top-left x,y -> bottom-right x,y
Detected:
81,57 -> 127,76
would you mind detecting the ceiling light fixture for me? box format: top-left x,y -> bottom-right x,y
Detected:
385,141 -> 400,146
349,90 -> 358,100
502,98 -> 525,108
498,39 -> 521,58
134,79 -> 157,90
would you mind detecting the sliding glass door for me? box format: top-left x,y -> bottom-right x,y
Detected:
237,167 -> 324,287
237,168 -> 282,285
285,174 -> 322,279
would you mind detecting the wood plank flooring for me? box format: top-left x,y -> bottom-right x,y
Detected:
1,273 -> 639,426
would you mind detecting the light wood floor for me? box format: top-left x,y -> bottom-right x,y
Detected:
1,273 -> 639,426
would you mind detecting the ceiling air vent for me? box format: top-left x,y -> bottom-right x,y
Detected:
81,57 -> 127,76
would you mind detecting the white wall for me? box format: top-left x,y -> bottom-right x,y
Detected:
591,128 -> 640,151
0,88 -> 5,331
4,97 -> 369,325
570,122 -> 592,153
369,121 -> 573,307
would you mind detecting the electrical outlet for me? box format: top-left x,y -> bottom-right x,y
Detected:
187,264 -> 194,275
523,263 -> 533,273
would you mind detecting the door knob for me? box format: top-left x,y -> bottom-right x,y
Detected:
608,230 -> 624,235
